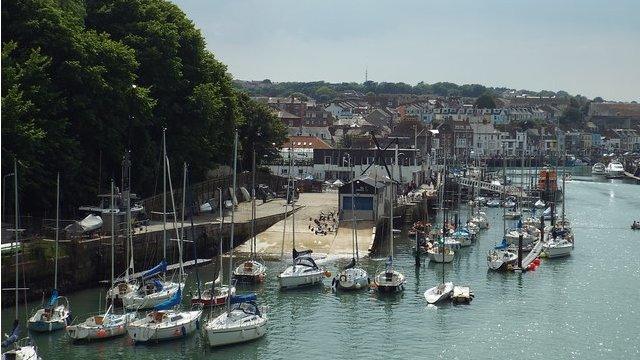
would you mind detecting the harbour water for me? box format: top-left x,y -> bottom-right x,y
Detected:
3,174 -> 639,359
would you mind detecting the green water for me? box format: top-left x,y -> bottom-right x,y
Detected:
3,176 -> 640,359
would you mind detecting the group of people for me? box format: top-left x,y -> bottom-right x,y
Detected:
308,211 -> 339,236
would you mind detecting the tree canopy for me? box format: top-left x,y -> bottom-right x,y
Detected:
474,93 -> 497,109
2,0 -> 285,215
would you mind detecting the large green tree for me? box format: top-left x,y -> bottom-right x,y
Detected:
2,0 -> 285,215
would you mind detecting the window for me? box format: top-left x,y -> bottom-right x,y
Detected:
298,168 -> 303,174
367,156 -> 375,164
324,156 -> 332,165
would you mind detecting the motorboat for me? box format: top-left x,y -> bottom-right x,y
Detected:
278,254 -> 326,289
534,199 -> 546,209
487,249 -> 517,271
64,214 -> 103,236
66,306 -> 137,341
469,212 -> 489,229
27,292 -> 71,332
605,160 -> 625,178
503,211 -> 521,220
373,256 -> 406,293
126,288 -> 202,343
424,282 -> 453,304
543,238 -> 573,258
502,200 -> 516,208
486,199 -> 501,208
591,163 -> 606,175
204,294 -> 267,347
632,221 -> 640,230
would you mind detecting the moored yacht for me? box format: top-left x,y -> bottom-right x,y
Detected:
605,160 -> 625,178
591,162 -> 605,175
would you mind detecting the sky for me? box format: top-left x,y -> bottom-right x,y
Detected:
172,0 -> 639,102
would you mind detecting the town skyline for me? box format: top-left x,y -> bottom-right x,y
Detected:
172,0 -> 640,103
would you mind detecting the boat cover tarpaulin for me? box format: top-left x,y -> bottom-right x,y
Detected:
65,214 -> 103,235
142,259 -> 167,279
494,239 -> 509,250
154,287 -> 181,311
48,289 -> 59,307
230,293 -> 257,304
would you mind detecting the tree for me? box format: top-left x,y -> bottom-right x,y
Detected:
474,93 -> 497,109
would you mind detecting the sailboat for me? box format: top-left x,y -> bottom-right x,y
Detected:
544,153 -> 574,258
192,189 -> 236,306
122,130 -> 182,310
205,131 -> 268,347
233,150 -> 267,283
332,161 -> 369,291
28,173 -> 71,332
126,163 -> 202,343
487,153 -> 518,271
373,144 -> 406,293
277,154 -> 326,289
424,224 -> 454,305
66,180 -> 137,341
105,152 -> 139,306
428,153 -> 455,263
2,160 -> 41,359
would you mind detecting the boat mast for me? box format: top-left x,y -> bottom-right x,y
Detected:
562,152 -> 566,228
502,146 -> 507,236
14,159 -> 19,319
165,156 -> 183,285
124,151 -> 134,279
162,128 -> 167,264
349,154 -> 358,261
179,163 -> 187,283
227,131 -> 238,315
110,179 -> 115,305
389,145 -> 396,261
280,146 -> 293,260
251,148 -> 256,259
54,172 -> 60,291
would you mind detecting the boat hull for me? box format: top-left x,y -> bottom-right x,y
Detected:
373,271 -> 405,293
66,313 -> 136,341
126,310 -> 201,343
278,271 -> 324,289
27,305 -> 70,333
427,251 -> 454,263
333,268 -> 369,291
424,282 -> 454,304
205,318 -> 267,347
122,282 -> 182,310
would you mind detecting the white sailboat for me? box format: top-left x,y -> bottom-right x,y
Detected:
28,173 -> 71,333
2,160 -> 41,359
373,145 -> 406,293
544,156 -> 574,259
205,131 -> 268,347
605,159 -> 624,178
234,150 -> 267,283
333,156 -> 369,291
67,180 -> 137,341
105,152 -> 139,306
487,152 -> 518,272
424,282 -> 454,305
122,130 -> 182,310
192,189 -> 236,306
126,163 -> 202,343
278,154 -> 326,289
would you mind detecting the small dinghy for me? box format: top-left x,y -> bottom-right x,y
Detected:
424,282 -> 453,304
451,286 -> 475,304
